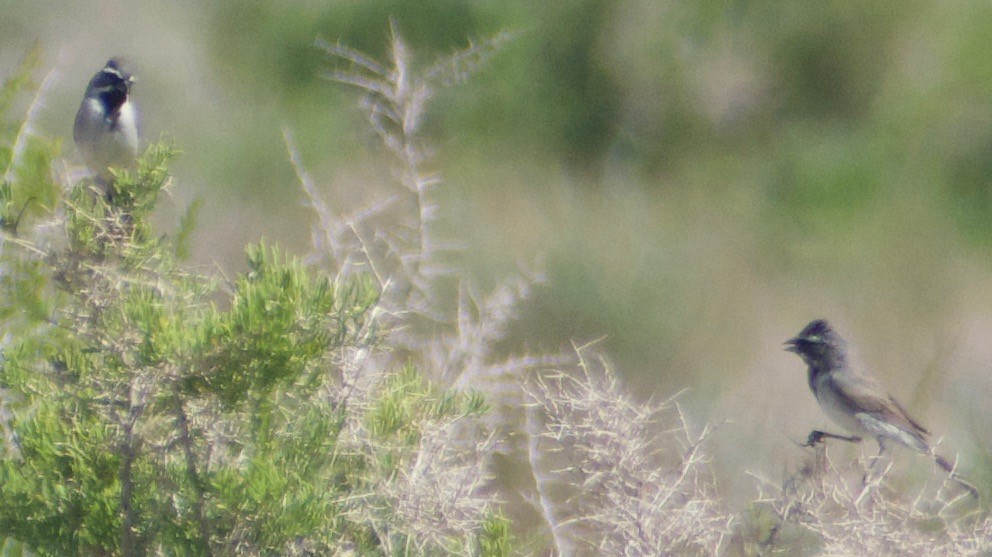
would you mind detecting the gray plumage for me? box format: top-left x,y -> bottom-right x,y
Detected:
785,319 -> 977,498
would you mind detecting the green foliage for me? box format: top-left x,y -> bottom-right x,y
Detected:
0,48 -> 40,119
175,196 -> 202,261
61,143 -> 177,267
0,51 -> 505,555
208,401 -> 344,550
0,47 -> 60,236
193,242 -> 378,410
347,364 -> 499,555
0,539 -> 28,557
476,512 -> 512,557
0,401 -> 121,554
0,256 -> 48,323
366,364 -> 487,442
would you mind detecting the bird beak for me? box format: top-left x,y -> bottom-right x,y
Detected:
784,338 -> 800,353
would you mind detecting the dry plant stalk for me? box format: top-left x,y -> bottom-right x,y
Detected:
285,24 -> 542,552
753,448 -> 992,556
525,345 -> 734,556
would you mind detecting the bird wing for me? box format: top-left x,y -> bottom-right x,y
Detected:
885,394 -> 930,435
827,371 -> 930,450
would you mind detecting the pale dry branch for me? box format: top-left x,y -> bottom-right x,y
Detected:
754,448 -> 992,556
524,352 -> 733,556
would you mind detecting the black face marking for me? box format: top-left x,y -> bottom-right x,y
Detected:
87,60 -> 133,116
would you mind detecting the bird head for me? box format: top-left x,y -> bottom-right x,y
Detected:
785,319 -> 847,368
89,58 -> 134,113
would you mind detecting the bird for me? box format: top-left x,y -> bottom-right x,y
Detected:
785,319 -> 977,498
73,58 -> 139,195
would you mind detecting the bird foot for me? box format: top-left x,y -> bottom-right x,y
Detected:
803,430 -> 862,447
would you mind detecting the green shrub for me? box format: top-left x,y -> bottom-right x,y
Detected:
0,48 -> 509,556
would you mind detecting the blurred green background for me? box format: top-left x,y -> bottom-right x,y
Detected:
4,0 -> 992,502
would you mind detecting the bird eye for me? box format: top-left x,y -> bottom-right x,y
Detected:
807,334 -> 823,343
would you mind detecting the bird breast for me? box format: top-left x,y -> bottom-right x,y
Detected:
74,98 -> 139,173
812,372 -> 867,435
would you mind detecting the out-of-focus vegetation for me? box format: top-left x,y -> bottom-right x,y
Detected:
2,0 -> 992,552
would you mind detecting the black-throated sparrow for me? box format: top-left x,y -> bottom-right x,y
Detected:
785,319 -> 977,498
73,58 -> 139,189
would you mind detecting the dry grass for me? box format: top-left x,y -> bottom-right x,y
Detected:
524,345 -> 734,555
751,447 -> 992,556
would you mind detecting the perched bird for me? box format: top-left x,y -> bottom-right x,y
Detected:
73,58 -> 139,192
785,319 -> 977,498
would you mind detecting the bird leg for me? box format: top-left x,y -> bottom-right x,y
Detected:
803,430 -> 863,447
